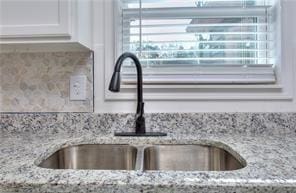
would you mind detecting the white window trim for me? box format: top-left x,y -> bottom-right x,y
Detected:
92,0 -> 296,113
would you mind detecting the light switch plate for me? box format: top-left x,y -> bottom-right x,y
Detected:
70,75 -> 87,101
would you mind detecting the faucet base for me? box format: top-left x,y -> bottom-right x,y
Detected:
114,132 -> 167,137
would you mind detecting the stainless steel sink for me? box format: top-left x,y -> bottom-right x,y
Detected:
144,145 -> 245,171
38,144 -> 137,170
38,143 -> 245,171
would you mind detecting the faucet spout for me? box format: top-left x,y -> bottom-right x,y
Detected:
109,52 -> 145,134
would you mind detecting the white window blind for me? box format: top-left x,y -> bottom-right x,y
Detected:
118,0 -> 277,84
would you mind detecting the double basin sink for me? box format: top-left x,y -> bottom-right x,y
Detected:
38,144 -> 246,172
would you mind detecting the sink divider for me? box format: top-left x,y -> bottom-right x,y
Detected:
135,146 -> 145,171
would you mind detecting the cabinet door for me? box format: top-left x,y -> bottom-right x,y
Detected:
0,0 -> 71,38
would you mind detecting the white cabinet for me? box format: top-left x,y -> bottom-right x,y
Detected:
0,0 -> 71,38
0,0 -> 93,51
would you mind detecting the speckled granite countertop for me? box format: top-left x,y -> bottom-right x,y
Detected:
1,113 -> 296,193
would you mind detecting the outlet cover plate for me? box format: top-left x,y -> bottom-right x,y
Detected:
70,75 -> 87,101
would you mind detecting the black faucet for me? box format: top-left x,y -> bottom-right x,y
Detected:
109,52 -> 167,137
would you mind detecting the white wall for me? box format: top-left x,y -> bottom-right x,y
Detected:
93,0 -> 296,113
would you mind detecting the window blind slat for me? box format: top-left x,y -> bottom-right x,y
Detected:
122,76 -> 276,84
131,49 -> 270,52
125,41 -> 274,49
123,7 -> 271,19
126,32 -> 271,36
126,23 -> 269,28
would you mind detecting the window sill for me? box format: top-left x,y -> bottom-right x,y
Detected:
121,84 -> 283,89
105,84 -> 292,101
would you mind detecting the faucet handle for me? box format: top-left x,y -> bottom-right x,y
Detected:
135,102 -> 145,134
136,102 -> 145,116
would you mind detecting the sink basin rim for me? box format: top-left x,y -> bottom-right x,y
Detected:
36,141 -> 247,172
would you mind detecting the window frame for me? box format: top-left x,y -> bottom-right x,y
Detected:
120,0 -> 276,86
103,0 -> 293,101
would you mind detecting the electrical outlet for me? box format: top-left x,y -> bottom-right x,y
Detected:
70,75 -> 87,101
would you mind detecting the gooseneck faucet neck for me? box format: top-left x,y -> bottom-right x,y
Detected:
109,52 -> 145,134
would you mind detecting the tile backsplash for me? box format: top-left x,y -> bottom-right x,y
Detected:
0,52 -> 93,112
